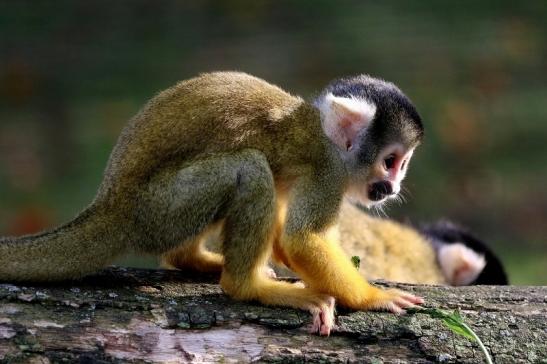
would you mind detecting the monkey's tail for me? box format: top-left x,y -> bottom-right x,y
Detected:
0,205 -> 128,282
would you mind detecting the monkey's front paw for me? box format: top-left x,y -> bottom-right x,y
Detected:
369,288 -> 424,315
309,296 -> 336,336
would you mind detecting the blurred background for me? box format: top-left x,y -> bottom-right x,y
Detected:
1,1 -> 545,284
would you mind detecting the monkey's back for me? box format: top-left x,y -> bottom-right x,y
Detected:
0,73 -> 327,281
97,72 -> 326,203
337,202 -> 446,285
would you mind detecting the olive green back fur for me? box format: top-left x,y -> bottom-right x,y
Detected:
0,72 -> 343,282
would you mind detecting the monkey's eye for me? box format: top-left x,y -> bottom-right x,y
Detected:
384,155 -> 396,170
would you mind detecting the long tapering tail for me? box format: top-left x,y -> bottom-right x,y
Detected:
0,205 -> 128,282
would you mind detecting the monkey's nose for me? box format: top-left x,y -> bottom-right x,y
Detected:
368,181 -> 393,201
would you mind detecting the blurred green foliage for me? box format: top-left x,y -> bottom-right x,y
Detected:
0,1 -> 545,283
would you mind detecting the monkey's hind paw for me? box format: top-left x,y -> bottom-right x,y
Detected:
261,266 -> 277,279
374,289 -> 424,315
309,296 -> 336,336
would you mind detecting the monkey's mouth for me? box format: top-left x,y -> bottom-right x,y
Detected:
368,181 -> 393,202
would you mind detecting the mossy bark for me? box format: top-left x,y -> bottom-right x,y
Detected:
0,267 -> 545,363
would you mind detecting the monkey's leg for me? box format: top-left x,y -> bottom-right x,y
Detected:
281,176 -> 424,314
214,150 -> 334,335
139,150 -> 335,335
271,198 -> 292,269
161,221 -> 278,278
160,222 -> 224,273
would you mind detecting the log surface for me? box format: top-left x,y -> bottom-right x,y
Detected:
0,267 -> 545,363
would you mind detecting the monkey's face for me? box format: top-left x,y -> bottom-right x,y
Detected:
346,143 -> 417,208
314,74 -> 423,209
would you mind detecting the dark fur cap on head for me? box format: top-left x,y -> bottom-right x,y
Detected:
314,75 -> 424,166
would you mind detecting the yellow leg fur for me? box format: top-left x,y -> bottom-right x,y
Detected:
161,227 -> 224,274
220,270 -> 335,335
282,232 -> 423,313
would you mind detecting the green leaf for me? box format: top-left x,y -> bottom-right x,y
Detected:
411,308 -> 476,341
442,315 -> 476,341
410,307 -> 492,364
351,256 -> 361,270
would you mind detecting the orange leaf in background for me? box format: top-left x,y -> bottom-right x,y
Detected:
5,207 -> 53,236
436,100 -> 484,156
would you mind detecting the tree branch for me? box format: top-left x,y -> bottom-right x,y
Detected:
0,267 -> 545,363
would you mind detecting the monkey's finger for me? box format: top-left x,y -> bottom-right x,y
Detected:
309,310 -> 331,335
393,296 -> 419,310
320,325 -> 331,336
398,292 -> 424,305
386,289 -> 424,305
319,297 -> 336,336
310,310 -> 322,335
308,296 -> 335,336
320,321 -> 331,336
319,314 -> 333,336
387,302 -> 405,315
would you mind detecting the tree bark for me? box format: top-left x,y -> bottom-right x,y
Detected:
0,267 -> 545,363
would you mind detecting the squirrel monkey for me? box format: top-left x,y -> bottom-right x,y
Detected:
0,72 -> 424,335
336,201 -> 508,286
418,219 -> 508,285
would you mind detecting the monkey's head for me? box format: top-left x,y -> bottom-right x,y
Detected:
315,75 -> 423,208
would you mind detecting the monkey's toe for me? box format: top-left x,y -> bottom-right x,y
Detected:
261,266 -> 277,279
309,296 -> 336,336
377,289 -> 424,314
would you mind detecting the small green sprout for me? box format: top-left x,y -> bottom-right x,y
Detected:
349,255 -> 491,363
351,255 -> 361,270
409,307 -> 492,364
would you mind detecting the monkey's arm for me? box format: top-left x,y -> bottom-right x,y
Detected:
280,174 -> 423,313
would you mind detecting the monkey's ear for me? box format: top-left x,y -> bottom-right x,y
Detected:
317,94 -> 377,151
438,243 -> 486,286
